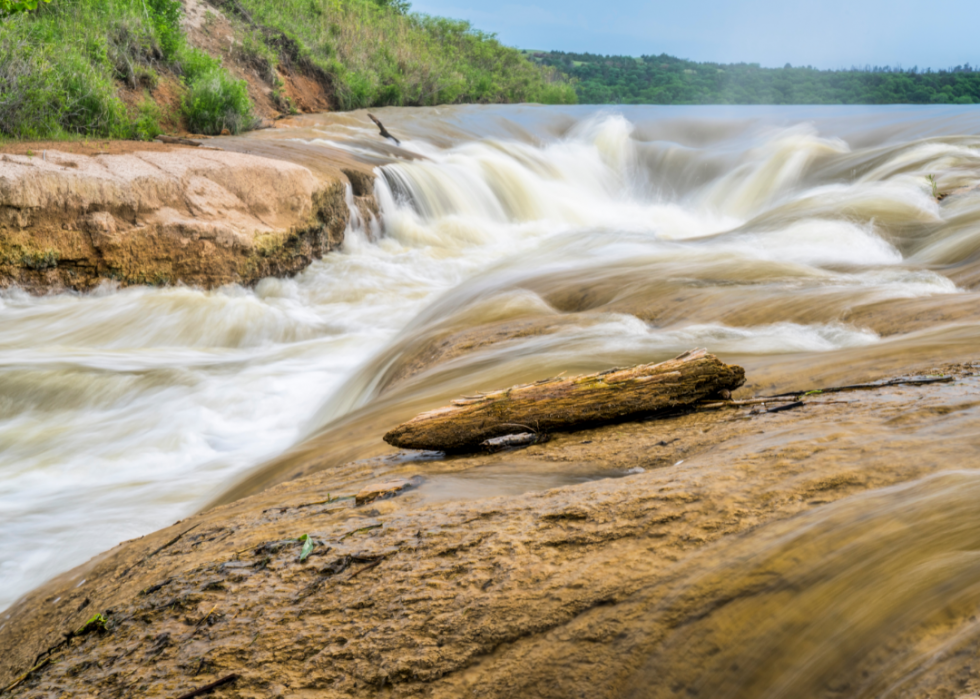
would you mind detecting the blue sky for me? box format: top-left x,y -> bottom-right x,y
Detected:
411,0 -> 979,70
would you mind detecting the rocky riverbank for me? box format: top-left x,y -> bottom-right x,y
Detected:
0,143 -> 376,293
2,360 -> 978,698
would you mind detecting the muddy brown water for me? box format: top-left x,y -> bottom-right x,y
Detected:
2,105 -> 980,696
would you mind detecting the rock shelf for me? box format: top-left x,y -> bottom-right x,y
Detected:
0,147 -> 370,292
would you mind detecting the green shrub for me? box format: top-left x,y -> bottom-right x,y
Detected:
182,67 -> 254,134
145,0 -> 182,60
130,94 -> 163,140
0,0 -> 50,17
176,45 -> 221,82
177,43 -> 255,133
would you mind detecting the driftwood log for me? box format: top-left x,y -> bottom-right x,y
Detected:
384,349 -> 745,451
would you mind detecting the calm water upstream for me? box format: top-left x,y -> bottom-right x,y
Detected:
2,103 -> 980,639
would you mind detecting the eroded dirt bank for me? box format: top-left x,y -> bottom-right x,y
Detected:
0,144 -> 377,292
2,362 -> 979,698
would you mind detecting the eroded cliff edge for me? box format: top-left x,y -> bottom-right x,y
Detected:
0,146 -> 375,293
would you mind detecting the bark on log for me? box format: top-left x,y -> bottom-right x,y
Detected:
384,348 -> 745,451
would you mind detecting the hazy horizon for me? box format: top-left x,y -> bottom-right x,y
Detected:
411,0 -> 979,71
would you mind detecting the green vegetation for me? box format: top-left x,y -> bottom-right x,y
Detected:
533,51 -> 980,105
0,0 -> 253,138
0,0 -> 49,17
0,243 -> 59,269
0,0 -> 573,141
177,45 -> 254,134
217,0 -> 575,109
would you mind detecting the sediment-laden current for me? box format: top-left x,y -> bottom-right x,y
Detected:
2,102 -> 979,646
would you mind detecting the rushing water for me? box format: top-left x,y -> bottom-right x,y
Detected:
2,104 -> 980,624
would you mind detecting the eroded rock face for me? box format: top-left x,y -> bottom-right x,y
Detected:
0,149 -> 353,292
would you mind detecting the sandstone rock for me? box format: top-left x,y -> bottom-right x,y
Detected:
0,148 -> 355,292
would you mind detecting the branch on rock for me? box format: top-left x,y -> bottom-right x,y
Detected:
762,374 -> 953,398
367,113 -> 400,145
383,349 -> 745,452
155,135 -> 202,147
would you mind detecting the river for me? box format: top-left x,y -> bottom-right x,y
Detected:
2,102 -> 979,630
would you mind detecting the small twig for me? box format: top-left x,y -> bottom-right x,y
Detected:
25,611 -> 109,673
123,525 -> 199,577
30,639 -> 68,669
195,606 -> 217,629
174,673 -> 240,699
2,658 -> 51,694
767,401 -> 805,413
140,579 -> 173,596
339,523 -> 383,541
262,495 -> 354,514
150,525 -> 200,558
763,375 -> 953,399
348,558 -> 384,580
697,397 -> 800,410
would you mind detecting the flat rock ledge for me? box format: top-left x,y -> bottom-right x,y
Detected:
0,148 -> 357,292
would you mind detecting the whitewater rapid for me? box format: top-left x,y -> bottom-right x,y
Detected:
2,105 -> 979,613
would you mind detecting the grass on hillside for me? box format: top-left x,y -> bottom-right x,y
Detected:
0,0 -> 255,139
0,0 -> 575,141
218,0 -> 575,109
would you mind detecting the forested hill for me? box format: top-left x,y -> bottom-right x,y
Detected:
531,51 -> 980,105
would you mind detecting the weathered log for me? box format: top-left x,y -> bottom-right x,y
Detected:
384,348 -> 745,451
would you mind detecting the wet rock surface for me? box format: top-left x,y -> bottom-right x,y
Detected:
2,363 -> 979,698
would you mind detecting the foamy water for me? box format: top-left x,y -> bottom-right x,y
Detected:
2,105 -> 978,612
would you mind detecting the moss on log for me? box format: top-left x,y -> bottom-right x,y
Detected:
383,348 -> 745,451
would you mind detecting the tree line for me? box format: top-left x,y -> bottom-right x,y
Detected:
530,51 -> 980,105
